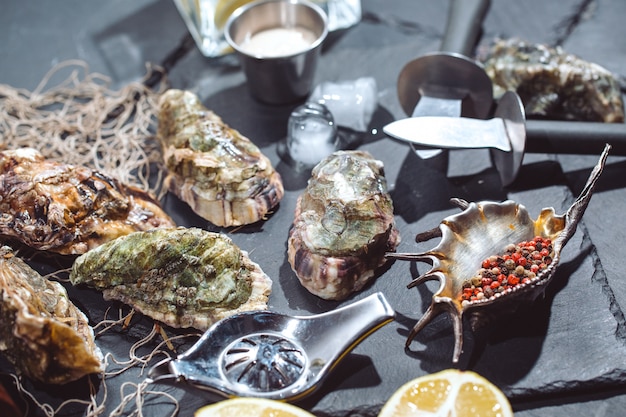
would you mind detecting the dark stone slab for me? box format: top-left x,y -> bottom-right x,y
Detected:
2,0 -> 626,416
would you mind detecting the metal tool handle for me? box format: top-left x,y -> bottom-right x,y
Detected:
526,120 -> 626,155
441,0 -> 491,55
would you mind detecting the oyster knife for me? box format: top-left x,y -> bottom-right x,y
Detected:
384,91 -> 626,185
383,114 -> 626,154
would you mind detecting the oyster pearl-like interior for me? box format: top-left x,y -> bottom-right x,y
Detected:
387,144 -> 610,362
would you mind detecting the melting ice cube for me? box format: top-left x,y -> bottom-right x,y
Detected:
287,102 -> 338,166
309,77 -> 377,132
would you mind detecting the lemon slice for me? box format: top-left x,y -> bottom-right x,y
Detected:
195,397 -> 317,417
214,0 -> 253,29
378,369 -> 514,417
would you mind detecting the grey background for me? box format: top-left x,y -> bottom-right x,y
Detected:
1,0 -> 626,416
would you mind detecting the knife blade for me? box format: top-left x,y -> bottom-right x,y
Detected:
384,116 -> 512,151
383,116 -> 626,155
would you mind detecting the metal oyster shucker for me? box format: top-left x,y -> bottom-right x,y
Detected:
147,292 -> 395,402
384,90 -> 626,186
397,0 -> 493,159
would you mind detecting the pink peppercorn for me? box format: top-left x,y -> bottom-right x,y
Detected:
460,236 -> 554,304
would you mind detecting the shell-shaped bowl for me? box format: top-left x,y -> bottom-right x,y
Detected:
387,145 -> 610,362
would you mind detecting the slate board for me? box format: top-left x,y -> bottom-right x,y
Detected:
1,0 -> 626,416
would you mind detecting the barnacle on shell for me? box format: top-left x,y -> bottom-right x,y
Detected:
482,38 -> 624,123
69,227 -> 272,330
387,145 -> 610,362
0,245 -> 103,384
158,89 -> 284,227
288,151 -> 400,300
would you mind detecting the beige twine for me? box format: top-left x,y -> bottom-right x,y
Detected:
0,61 -> 201,416
0,59 -> 167,196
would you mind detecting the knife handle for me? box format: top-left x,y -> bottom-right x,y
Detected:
525,120 -> 626,155
441,0 -> 491,56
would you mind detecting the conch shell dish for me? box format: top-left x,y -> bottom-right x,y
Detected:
387,145 -> 610,362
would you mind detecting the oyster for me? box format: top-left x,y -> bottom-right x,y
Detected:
158,89 -> 284,227
387,145 -> 610,362
0,148 -> 176,255
481,38 -> 624,123
0,245 -> 103,384
288,151 -> 400,300
69,227 -> 272,330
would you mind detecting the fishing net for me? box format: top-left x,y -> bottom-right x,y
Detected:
0,59 -> 168,197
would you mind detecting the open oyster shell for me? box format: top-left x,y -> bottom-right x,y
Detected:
0,245 -> 103,384
388,145 -> 610,362
158,89 -> 284,227
69,227 -> 272,330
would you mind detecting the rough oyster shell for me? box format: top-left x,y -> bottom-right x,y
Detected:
0,148 -> 176,255
158,89 -> 284,227
288,151 -> 400,300
0,245 -> 103,384
69,227 -> 272,330
387,145 -> 610,362
481,38 -> 624,123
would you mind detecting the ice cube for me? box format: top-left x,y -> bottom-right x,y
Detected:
309,77 -> 377,132
287,103 -> 338,166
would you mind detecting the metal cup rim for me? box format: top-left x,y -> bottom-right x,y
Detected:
224,0 -> 328,60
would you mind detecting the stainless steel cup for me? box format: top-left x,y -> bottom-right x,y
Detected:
225,0 -> 328,104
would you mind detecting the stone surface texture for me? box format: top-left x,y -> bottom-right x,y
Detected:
1,0 -> 625,416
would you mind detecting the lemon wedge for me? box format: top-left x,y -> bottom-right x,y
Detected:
378,369 -> 514,417
195,397 -> 317,417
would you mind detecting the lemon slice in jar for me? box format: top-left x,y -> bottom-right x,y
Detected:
378,369 -> 514,417
214,0 -> 254,28
195,397 -> 317,417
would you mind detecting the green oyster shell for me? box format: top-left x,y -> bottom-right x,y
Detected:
288,151 -> 400,300
157,89 -> 284,227
297,150 -> 396,256
70,227 -> 272,330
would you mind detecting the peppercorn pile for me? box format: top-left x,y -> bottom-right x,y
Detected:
460,236 -> 554,306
